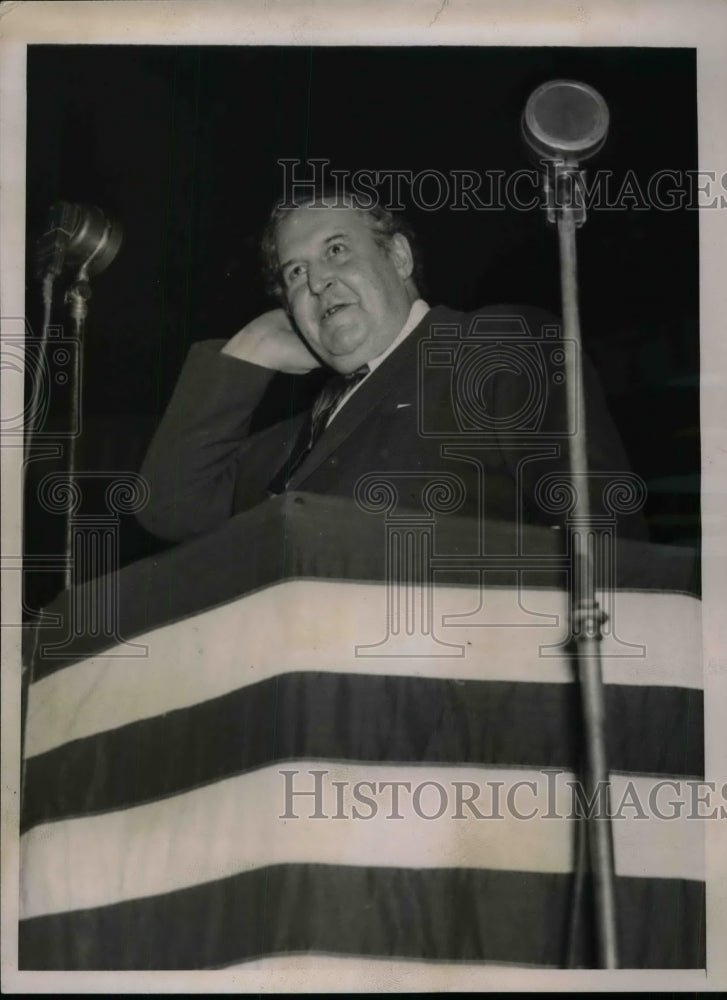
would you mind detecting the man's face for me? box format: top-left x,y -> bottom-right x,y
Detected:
276,205 -> 415,374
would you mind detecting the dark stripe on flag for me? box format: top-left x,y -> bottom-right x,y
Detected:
22,674 -> 703,831
18,862 -> 705,970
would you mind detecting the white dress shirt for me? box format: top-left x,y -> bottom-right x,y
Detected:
326,299 -> 430,425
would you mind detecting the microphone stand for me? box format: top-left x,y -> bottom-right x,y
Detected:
62,268 -> 91,591
32,204 -> 122,594
546,161 -> 619,968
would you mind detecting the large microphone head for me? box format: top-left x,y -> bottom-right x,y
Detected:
521,80 -> 609,164
35,202 -> 122,279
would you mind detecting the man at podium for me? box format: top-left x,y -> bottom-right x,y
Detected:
20,190 -> 702,972
137,190 -> 646,544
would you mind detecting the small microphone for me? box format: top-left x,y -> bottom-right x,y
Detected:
521,80 -> 609,164
35,202 -> 122,279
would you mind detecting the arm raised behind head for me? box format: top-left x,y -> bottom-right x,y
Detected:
221,308 -> 320,375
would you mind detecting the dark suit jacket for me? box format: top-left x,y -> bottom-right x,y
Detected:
138,304 -> 646,542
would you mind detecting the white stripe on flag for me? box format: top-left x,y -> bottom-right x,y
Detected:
20,763 -> 704,920
25,582 -> 702,759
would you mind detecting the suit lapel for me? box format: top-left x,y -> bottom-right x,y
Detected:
287,305 -> 453,487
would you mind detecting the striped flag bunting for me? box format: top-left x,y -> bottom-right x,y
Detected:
20,494 -> 704,970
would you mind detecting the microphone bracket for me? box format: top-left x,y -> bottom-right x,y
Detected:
64,278 -> 92,327
542,160 -> 588,227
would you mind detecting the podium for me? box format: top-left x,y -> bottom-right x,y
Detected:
19,493 -> 703,970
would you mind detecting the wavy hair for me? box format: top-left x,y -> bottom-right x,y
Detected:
260,187 -> 424,302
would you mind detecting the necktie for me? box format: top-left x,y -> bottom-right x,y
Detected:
268,364 -> 369,493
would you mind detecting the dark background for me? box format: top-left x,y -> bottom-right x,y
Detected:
24,45 -> 700,611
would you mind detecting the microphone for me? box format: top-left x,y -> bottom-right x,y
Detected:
521,80 -> 609,164
35,202 -> 122,279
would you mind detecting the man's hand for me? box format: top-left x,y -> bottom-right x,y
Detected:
221,309 -> 320,374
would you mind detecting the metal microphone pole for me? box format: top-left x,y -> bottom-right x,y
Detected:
523,81 -> 619,968
556,167 -> 619,969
